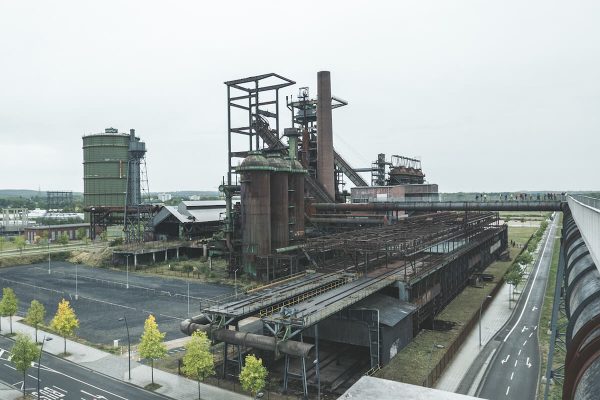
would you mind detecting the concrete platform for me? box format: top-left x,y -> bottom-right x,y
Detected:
338,376 -> 479,399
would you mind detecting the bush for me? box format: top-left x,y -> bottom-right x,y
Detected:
109,238 -> 124,247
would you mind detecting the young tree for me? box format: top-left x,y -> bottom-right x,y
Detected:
182,331 -> 215,399
14,236 -> 26,255
50,299 -> 79,354
26,300 -> 46,343
138,314 -> 167,385
183,264 -> 194,278
0,288 -> 18,334
505,268 -> 524,298
76,227 -> 88,243
239,354 -> 267,398
10,333 -> 40,397
57,233 -> 69,246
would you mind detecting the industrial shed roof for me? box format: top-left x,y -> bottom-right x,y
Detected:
153,204 -> 224,226
353,293 -> 416,327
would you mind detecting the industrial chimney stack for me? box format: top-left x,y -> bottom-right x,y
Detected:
316,71 -> 335,200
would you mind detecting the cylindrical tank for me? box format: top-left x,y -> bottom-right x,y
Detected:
238,151 -> 272,277
289,159 -> 306,238
83,128 -> 131,208
268,154 -> 289,250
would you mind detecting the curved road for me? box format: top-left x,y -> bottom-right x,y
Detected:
478,215 -> 558,400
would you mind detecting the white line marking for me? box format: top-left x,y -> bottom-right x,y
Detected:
501,354 -> 510,364
504,222 -> 554,343
510,372 -> 514,380
518,349 -> 522,355
523,340 -> 527,346
515,360 -> 518,367
529,332 -> 533,338
506,386 -> 510,395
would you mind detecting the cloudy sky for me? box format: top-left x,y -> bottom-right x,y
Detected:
1,1 -> 598,193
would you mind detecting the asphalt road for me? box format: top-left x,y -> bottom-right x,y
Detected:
0,335 -> 169,400
0,262 -> 233,344
478,215 -> 558,400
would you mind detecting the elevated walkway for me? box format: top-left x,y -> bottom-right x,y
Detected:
315,200 -> 566,212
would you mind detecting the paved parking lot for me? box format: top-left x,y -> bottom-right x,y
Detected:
0,262 -> 234,344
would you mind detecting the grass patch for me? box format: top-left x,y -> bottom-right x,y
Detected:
19,320 -> 121,355
538,213 -> 564,399
144,383 -> 162,391
376,226 -> 538,385
0,252 -> 71,268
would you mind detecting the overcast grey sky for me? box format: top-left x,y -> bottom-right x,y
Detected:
1,1 -> 598,193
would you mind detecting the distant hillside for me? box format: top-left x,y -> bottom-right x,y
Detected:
0,190 -> 83,198
0,189 -> 46,197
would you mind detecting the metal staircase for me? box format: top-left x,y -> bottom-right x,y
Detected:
334,150 -> 369,187
252,116 -> 366,202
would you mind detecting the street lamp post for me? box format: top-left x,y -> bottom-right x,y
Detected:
75,262 -> 78,300
427,343 -> 444,387
118,316 -> 131,380
479,295 -> 493,347
37,336 -> 52,399
47,239 -> 51,274
234,268 -> 239,298
126,255 -> 130,289
187,280 -> 190,317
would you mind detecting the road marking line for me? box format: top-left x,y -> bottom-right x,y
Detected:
521,326 -> 528,333
53,385 -> 67,393
529,332 -> 533,338
504,221 -> 554,343
510,372 -> 514,380
3,364 -> 16,370
501,354 -> 510,364
506,386 -> 510,395
518,349 -> 522,355
515,360 -> 518,367
523,340 -> 527,346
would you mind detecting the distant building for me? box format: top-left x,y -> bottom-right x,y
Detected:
158,193 -> 172,202
152,200 -> 225,240
24,223 -> 90,243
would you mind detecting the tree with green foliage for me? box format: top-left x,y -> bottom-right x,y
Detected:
505,267 -> 524,298
182,331 -> 215,399
10,333 -> 40,397
14,236 -> 26,254
50,299 -> 79,354
57,233 -> 69,246
76,227 -> 88,244
239,354 -> 267,398
138,314 -> 167,385
26,300 -> 46,343
183,264 -> 194,278
0,288 -> 18,334
516,251 -> 533,266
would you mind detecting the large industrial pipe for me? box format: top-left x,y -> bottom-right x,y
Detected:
180,319 -> 314,358
316,71 -> 335,200
313,201 -> 566,212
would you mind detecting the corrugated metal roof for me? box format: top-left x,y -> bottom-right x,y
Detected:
352,293 -> 416,327
152,204 -> 224,226
181,200 -> 225,209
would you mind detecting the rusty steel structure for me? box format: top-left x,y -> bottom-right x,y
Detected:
182,209 -> 507,397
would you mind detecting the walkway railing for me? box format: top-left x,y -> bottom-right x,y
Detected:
567,194 -> 600,272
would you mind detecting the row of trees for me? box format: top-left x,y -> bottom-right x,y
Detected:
141,314 -> 267,399
0,291 -> 79,397
504,219 -> 550,300
0,288 -> 268,399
